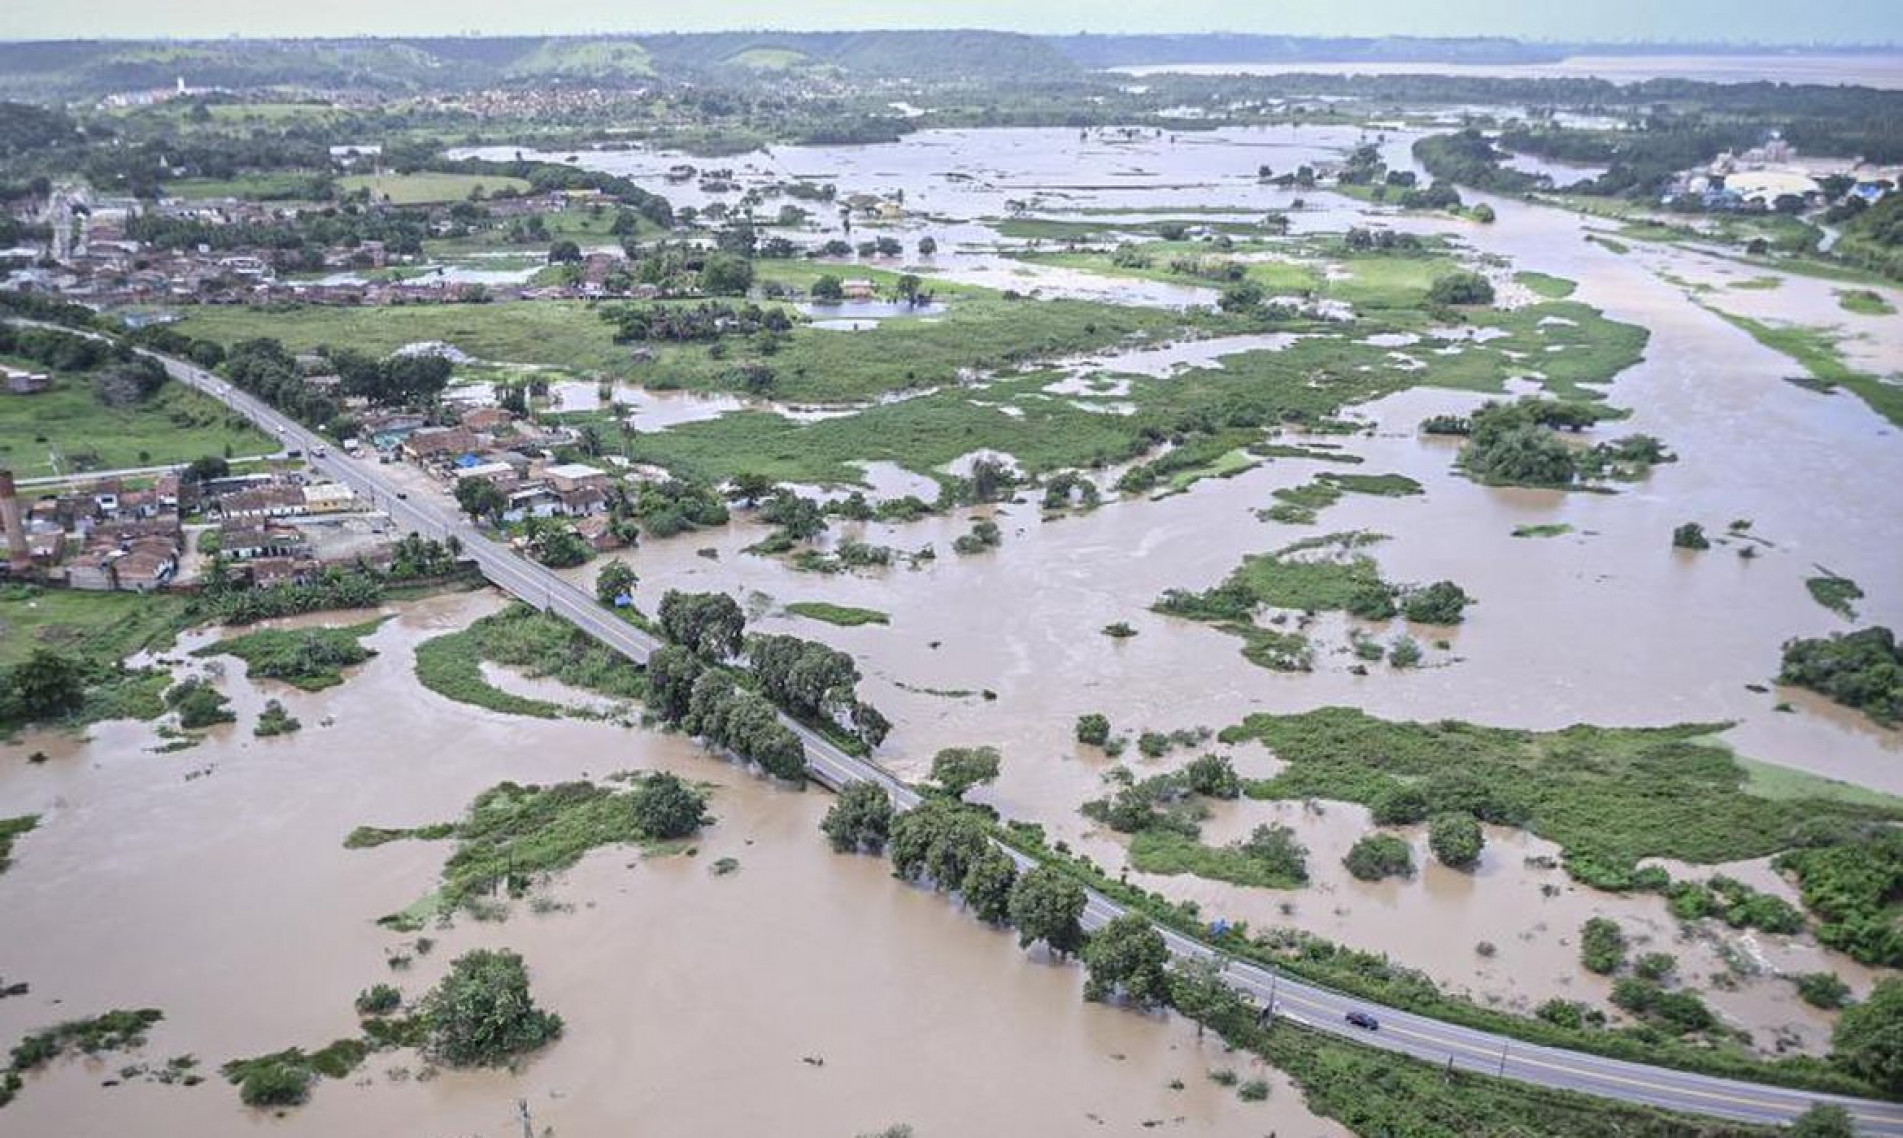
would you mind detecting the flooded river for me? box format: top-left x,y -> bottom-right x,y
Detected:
8,118 -> 1903,1131
0,592 -> 1339,1136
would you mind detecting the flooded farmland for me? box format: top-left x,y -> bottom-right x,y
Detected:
7,113 -> 1903,1136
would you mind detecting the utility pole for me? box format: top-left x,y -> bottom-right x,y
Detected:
516,1098 -> 533,1138
1498,1040 -> 1509,1077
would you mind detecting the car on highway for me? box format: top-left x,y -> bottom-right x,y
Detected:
1345,1010 -> 1380,1031
312,446 -> 327,457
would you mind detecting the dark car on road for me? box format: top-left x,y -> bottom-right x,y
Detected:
1345,1010 -> 1380,1031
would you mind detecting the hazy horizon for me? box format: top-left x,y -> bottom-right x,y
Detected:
3,0 -> 1900,47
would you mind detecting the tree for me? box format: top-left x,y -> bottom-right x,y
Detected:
1343,832 -> 1415,881
726,472 -> 779,506
931,745 -> 1002,799
1834,976 -> 1903,1092
4,649 -> 87,722
1168,954 -> 1243,1039
454,478 -> 507,524
917,235 -> 938,255
1428,812 -> 1485,869
1009,866 -> 1086,957
821,780 -> 895,853
894,273 -> 922,306
700,253 -> 754,296
1184,754 -> 1241,798
1788,1104 -> 1856,1138
547,240 -> 583,264
419,949 -> 563,1067
645,644 -> 704,724
1218,280 -> 1264,313
1402,581 -> 1471,625
1075,713 -> 1111,747
1427,271 -> 1496,306
630,771 -> 709,839
183,455 -> 230,484
961,846 -> 1019,925
1083,914 -> 1171,1007
658,590 -> 746,661
595,560 -> 638,606
888,799 -> 991,888
810,274 -> 844,302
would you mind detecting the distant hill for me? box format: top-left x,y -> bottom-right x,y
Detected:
1045,34 -> 1563,69
0,30 -> 1077,99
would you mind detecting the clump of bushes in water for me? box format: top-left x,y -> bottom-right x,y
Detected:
5,1008 -> 165,1108
1579,917 -> 1627,974
224,949 -> 559,1109
1778,626 -> 1903,727
1075,712 -> 1111,746
1445,398 -> 1672,490
165,677 -> 234,729
1221,706 -> 1903,889
1343,832 -> 1414,880
952,518 -> 1002,555
253,700 -> 301,737
1776,825 -> 1903,965
1672,522 -> 1710,550
195,620 -> 380,691
1153,534 -> 1472,671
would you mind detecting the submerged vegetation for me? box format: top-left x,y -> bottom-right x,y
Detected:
355,774 -> 711,928
194,619 -> 383,690
1222,706 -> 1903,889
1779,626 -> 1903,726
413,603 -> 645,718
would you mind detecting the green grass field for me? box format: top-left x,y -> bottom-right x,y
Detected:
0,365 -> 272,479
0,587 -> 193,669
338,172 -> 533,205
162,173 -> 327,200
1707,308 -> 1903,428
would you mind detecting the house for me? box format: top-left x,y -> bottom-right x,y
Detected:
218,521 -> 309,561
460,406 -> 515,432
841,278 -> 877,300
556,485 -> 608,516
501,486 -> 563,523
66,536 -> 179,592
246,556 -> 318,588
26,531 -> 64,566
542,462 -> 611,494
403,427 -> 479,462
454,461 -> 519,489
574,515 -> 627,552
215,484 -> 306,519
3,365 -> 50,394
301,483 -> 357,514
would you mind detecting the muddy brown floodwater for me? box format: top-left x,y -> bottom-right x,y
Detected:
0,592 -> 1341,1137
7,121 -> 1903,1132
588,178 -> 1901,1055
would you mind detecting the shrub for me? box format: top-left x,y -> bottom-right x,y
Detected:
1580,917 -> 1626,975
354,984 -> 401,1016
1794,972 -> 1851,1010
1672,522 -> 1710,551
1428,812 -> 1485,869
1075,713 -> 1111,747
1343,832 -> 1414,881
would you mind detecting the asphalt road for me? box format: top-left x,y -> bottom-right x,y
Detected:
153,349 -> 1903,1135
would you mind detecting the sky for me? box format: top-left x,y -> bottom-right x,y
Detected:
3,0 -> 1899,45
